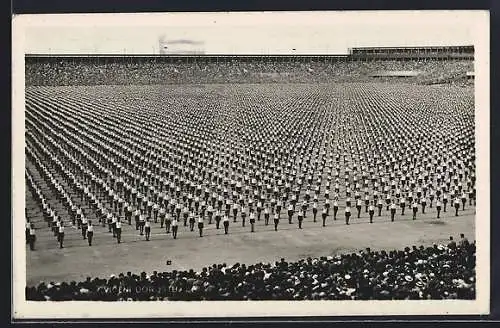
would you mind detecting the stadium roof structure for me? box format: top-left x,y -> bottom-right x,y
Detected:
349,45 -> 474,51
25,45 -> 474,62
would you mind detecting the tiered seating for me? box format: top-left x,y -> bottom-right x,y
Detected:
25,59 -> 474,86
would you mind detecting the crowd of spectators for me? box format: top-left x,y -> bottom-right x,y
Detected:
25,58 -> 474,86
26,235 -> 475,301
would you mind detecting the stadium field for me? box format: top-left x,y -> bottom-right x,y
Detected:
25,82 -> 475,286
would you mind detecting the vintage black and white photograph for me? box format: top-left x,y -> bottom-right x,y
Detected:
12,11 -> 489,318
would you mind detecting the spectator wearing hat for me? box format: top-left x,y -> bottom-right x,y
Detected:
459,233 -> 469,247
448,236 -> 457,250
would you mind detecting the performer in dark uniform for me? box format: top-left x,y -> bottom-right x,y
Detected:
189,212 -> 196,232
198,215 -> 204,237
115,218 -> 122,243
249,211 -> 256,232
87,220 -> 94,246
171,217 -> 179,239
368,201 -> 375,223
321,207 -> 328,227
436,199 -> 442,219
312,202 -> 318,222
273,212 -> 280,231
214,209 -> 222,229
421,197 -> 427,214
58,223 -> 65,249
223,215 -> 230,234
412,201 -> 418,220
331,198 -> 338,221
297,210 -> 304,229
28,223 -> 36,251
390,201 -> 397,222
145,217 -> 152,241
356,198 -> 362,218
287,203 -> 294,224
443,193 -> 448,212
241,206 -> 247,227
345,206 -> 351,225
264,205 -> 270,225
454,197 -> 461,216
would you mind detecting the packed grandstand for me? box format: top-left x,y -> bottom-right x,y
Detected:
25,46 -> 474,86
24,46 -> 476,301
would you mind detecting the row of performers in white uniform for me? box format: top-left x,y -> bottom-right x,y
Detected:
27,193 -> 470,250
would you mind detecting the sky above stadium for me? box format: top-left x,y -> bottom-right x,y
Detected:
19,11 -> 485,55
